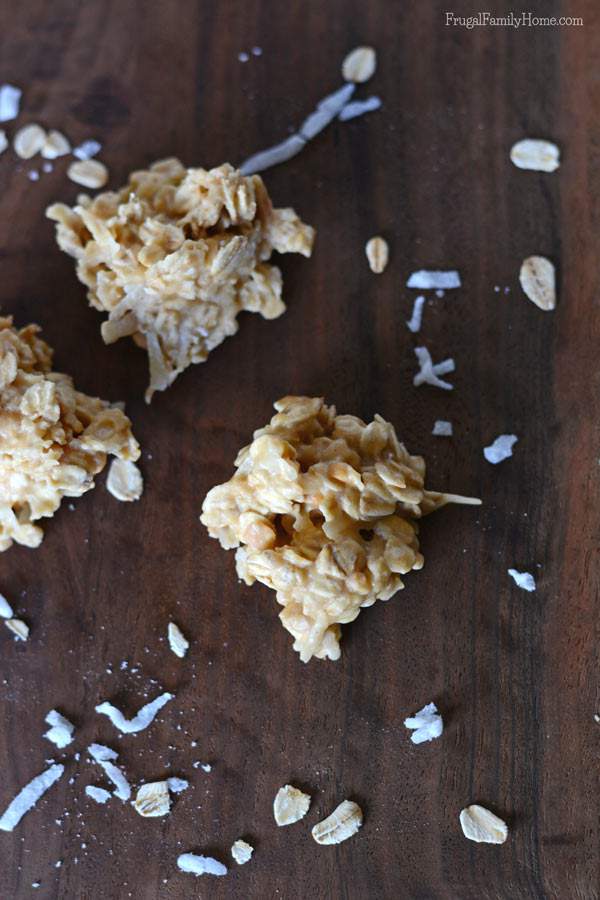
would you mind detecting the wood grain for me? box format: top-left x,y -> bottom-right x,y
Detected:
0,1 -> 598,897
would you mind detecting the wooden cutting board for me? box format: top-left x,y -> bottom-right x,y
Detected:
1,1 -> 598,897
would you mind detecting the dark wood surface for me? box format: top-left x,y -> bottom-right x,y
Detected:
1,1 -> 598,897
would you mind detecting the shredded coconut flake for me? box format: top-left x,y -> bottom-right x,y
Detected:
483,434 -> 518,464
167,777 -> 189,794
406,295 -> 425,333
44,710 -> 75,749
299,83 -> 355,140
177,853 -> 228,877
72,139 -> 102,161
0,84 -> 21,122
95,692 -> 173,734
239,82 -> 356,175
5,618 -> 29,640
168,622 -> 189,658
231,839 -> 254,865
239,135 -> 306,176
404,702 -> 443,744
432,420 -> 453,437
507,568 -> 536,592
0,763 -> 64,832
413,347 -> 455,390
85,785 -> 111,805
0,592 -> 14,618
338,95 -> 382,121
87,744 -> 131,801
407,270 -> 461,289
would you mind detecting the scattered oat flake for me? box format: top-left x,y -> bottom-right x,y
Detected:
0,763 -> 64,832
13,124 -> 47,159
67,159 -> 108,189
507,568 -> 536,592
510,138 -> 560,173
342,46 -> 377,83
5,618 -> 29,640
87,744 -> 131,801
365,236 -> 389,274
483,434 -> 518,464
459,804 -> 508,844
167,777 -> 189,794
177,853 -> 228,877
168,621 -> 189,658
432,420 -> 453,437
0,593 -> 14,618
404,702 -> 443,744
406,270 -> 461,289
231,839 -> 254,865
273,784 -> 311,826
413,347 -> 455,390
0,130 -> 8,154
44,710 -> 75,749
406,295 -> 425,333
312,800 -> 363,845
0,84 -> 21,122
95,692 -> 173,734
41,130 -> 71,160
519,256 -> 556,311
134,781 -> 170,817
85,785 -> 111,805
338,95 -> 382,121
72,139 -> 101,160
106,458 -> 143,502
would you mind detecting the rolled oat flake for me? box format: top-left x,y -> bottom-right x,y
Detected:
519,256 -> 556,310
365,236 -> 389,273
342,46 -> 377,83
312,799 -> 363,845
510,138 -> 560,172
459,804 -> 508,844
